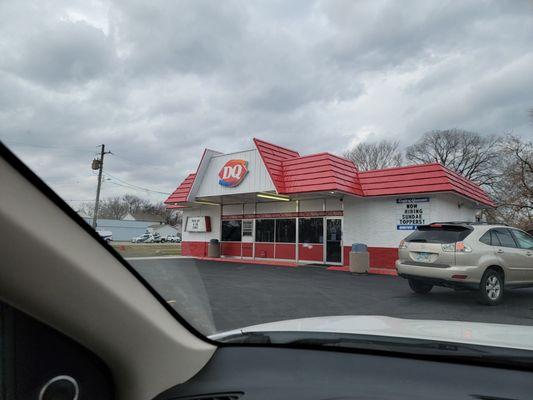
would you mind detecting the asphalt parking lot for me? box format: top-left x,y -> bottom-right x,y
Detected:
130,257 -> 533,335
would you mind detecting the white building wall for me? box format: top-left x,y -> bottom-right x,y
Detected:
431,193 -> 479,222
299,199 -> 323,212
326,198 -> 343,211
256,201 -> 297,213
244,203 -> 255,214
343,194 -> 477,248
196,149 -> 275,197
182,205 -> 221,242
221,204 -> 243,215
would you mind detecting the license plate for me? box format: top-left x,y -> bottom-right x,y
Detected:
414,252 -> 433,262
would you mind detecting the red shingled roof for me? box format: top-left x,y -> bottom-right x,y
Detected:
359,163 -> 494,206
253,138 -> 300,192
165,139 -> 494,207
281,152 -> 364,196
164,173 -> 195,204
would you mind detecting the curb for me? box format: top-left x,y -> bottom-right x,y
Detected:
192,256 -> 398,275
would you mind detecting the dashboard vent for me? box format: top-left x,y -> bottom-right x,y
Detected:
173,392 -> 244,400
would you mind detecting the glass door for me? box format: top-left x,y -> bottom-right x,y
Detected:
326,218 -> 342,264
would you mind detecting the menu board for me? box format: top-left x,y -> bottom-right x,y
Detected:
396,197 -> 431,230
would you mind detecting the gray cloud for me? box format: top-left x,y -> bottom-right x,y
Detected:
0,0 -> 532,207
8,21 -> 115,87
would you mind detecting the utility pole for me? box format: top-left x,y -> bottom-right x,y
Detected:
92,144 -> 111,228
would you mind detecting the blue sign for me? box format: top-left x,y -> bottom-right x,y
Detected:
397,224 -> 418,230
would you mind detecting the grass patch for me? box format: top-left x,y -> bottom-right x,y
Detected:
111,242 -> 182,258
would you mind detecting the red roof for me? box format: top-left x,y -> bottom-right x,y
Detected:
164,173 -> 195,204
359,163 -> 494,206
253,138 -> 300,192
281,152 -> 364,196
166,139 -> 494,207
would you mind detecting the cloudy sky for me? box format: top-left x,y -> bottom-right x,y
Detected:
1,0 -> 532,207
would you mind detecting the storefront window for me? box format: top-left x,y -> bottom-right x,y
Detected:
256,219 -> 275,242
222,220 -> 242,241
299,218 -> 323,243
276,219 -> 296,243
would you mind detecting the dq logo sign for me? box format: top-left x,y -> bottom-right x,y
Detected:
218,159 -> 248,187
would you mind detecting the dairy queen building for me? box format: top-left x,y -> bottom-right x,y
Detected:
165,138 -> 493,274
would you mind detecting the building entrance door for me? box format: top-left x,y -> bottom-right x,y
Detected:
326,218 -> 342,264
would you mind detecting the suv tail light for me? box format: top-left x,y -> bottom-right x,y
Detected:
455,241 -> 472,253
441,241 -> 472,253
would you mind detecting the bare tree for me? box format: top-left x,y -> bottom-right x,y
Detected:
78,193 -> 183,227
343,140 -> 403,171
99,196 -> 129,220
405,129 -> 501,187
488,136 -> 533,229
122,194 -> 149,214
76,202 -> 95,218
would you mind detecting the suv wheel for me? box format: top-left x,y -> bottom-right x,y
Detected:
479,269 -> 504,305
408,279 -> 433,294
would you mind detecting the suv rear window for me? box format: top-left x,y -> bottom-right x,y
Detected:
404,225 -> 473,244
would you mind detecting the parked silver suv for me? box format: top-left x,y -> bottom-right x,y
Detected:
396,222 -> 533,305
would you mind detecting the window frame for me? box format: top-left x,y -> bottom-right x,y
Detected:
221,219 -> 242,242
298,217 -> 324,244
491,228 -> 518,248
479,230 -> 491,246
275,218 -> 296,243
509,229 -> 533,250
255,218 -> 275,243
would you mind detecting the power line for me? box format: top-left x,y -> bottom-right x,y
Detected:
104,180 -> 170,196
102,171 -> 171,195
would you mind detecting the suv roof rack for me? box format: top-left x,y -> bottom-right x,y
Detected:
429,221 -> 508,226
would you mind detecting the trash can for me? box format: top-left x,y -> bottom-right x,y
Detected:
349,243 -> 369,274
207,238 -> 221,258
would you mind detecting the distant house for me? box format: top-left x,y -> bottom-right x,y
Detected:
78,209 -> 170,241
148,223 -> 180,237
121,211 -> 165,223
83,218 -> 154,241
122,212 -> 136,221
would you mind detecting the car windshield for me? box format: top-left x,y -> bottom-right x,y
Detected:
2,0 -> 533,360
